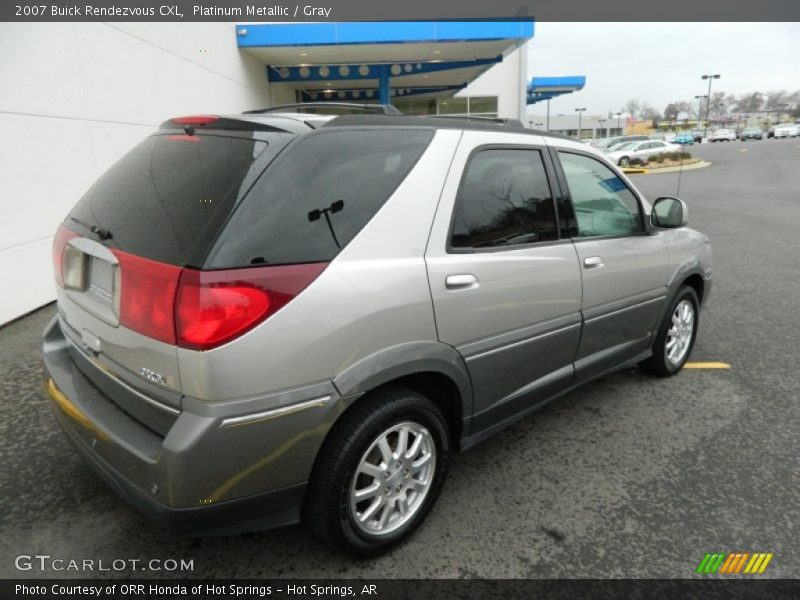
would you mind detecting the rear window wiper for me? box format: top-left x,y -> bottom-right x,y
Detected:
308,200 -> 345,249
69,216 -> 113,241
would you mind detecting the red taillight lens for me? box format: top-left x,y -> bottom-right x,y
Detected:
53,224 -> 79,287
114,250 -> 181,345
175,263 -> 328,351
171,115 -> 219,125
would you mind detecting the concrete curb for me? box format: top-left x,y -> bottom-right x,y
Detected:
626,161 -> 712,175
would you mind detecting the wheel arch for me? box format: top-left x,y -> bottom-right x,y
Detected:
331,341 -> 473,449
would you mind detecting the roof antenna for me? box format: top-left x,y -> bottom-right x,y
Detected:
675,142 -> 685,198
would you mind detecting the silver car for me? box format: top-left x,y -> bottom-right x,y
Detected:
606,139 -> 683,166
43,107 -> 712,556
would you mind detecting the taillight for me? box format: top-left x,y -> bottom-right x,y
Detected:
53,224 -> 79,287
171,115 -> 219,125
175,263 -> 328,351
114,250 -> 181,345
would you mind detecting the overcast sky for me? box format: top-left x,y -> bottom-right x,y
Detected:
525,23 -> 800,118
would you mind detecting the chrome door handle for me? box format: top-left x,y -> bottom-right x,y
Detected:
583,256 -> 604,269
445,274 -> 479,289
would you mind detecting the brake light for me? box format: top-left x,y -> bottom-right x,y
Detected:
166,134 -> 201,143
53,224 -> 79,287
114,250 -> 181,345
171,115 -> 219,125
175,263 -> 328,351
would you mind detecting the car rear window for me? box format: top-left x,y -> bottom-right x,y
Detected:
205,128 -> 434,268
67,132 -> 293,266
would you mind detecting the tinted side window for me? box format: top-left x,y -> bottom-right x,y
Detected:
451,149 -> 558,249
558,152 -> 643,238
206,129 -> 434,267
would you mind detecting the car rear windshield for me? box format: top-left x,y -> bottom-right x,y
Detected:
67,131 -> 294,266
205,128 -> 434,268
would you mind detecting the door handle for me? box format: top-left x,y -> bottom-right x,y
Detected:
445,274 -> 479,289
583,256 -> 604,269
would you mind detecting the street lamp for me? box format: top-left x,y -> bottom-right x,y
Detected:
598,118 -> 607,139
694,94 -> 707,132
701,74 -> 721,139
546,99 -> 551,131
614,111 -> 623,135
575,107 -> 586,141
777,102 -> 790,123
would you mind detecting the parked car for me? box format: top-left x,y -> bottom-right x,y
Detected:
709,129 -> 736,142
740,127 -> 765,141
673,132 -> 695,145
691,130 -> 705,143
43,106 -> 712,556
590,134 -> 649,150
662,132 -> 677,143
773,123 -> 800,138
767,127 -> 775,139
606,140 -> 682,166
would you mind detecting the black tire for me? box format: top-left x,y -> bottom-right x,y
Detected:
639,285 -> 700,377
618,156 -> 630,167
303,386 -> 450,557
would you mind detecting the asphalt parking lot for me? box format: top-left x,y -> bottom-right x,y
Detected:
1,137 -> 798,580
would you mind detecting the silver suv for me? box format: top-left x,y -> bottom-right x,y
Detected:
43,107 -> 712,555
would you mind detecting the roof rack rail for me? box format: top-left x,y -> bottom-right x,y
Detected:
425,115 -> 525,129
244,103 -> 403,116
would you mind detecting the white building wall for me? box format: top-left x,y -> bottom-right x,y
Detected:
457,43 -> 528,121
0,23 -> 270,325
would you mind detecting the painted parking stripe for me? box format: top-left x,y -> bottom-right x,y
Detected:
683,362 -> 731,369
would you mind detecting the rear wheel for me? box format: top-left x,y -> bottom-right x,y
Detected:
304,386 -> 449,556
639,285 -> 699,376
618,156 -> 630,167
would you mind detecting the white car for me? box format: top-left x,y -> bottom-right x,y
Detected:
709,129 -> 736,142
774,123 -> 799,138
606,140 -> 682,166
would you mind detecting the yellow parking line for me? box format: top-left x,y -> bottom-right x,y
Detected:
683,362 -> 731,369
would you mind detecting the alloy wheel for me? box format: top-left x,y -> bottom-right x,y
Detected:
349,421 -> 436,536
665,299 -> 695,366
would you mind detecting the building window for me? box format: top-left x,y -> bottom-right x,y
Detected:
467,96 -> 498,116
394,98 -> 437,116
438,97 -> 468,115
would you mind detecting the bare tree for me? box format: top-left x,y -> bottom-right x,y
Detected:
663,101 -> 691,120
623,99 -> 642,118
764,90 -> 789,111
733,92 -> 764,113
640,104 -> 660,121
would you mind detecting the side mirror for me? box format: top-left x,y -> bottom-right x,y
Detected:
651,196 -> 688,228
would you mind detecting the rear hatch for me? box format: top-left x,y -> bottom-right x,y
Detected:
54,116 -> 299,430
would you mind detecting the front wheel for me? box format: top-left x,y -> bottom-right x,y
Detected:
639,285 -> 700,376
304,386 -> 449,556
618,156 -> 630,167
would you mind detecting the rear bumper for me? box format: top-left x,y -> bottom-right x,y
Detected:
42,316 -> 344,535
62,415 -> 306,535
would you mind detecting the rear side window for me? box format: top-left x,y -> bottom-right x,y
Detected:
206,129 -> 434,267
68,133 -> 289,266
450,148 -> 558,249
